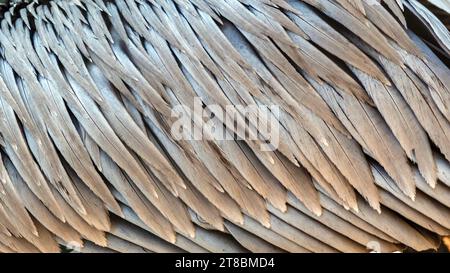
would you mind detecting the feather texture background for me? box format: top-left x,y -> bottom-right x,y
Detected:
0,0 -> 449,253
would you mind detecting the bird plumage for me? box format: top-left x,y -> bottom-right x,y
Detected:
0,0 -> 449,253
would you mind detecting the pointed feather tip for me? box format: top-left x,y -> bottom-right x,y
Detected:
402,186 -> 416,202
188,229 -> 196,239
443,237 -> 450,252
168,234 -> 177,244
21,214 -> 39,236
214,221 -> 226,233
179,180 -> 187,190
372,203 -> 382,214
223,209 -> 243,227
160,229 -> 177,244
234,213 -> 245,226
108,204 -> 124,219
278,202 -> 288,213
65,240 -> 83,250
262,218 -> 271,229
53,208 -> 66,223
344,197 -> 359,213
425,176 -> 437,189
75,203 -> 88,216
153,190 -> 159,199
410,192 -> 416,202
97,235 -> 108,248
312,205 -> 323,217
168,185 -> 179,197
428,181 -> 437,189
31,228 -> 39,237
